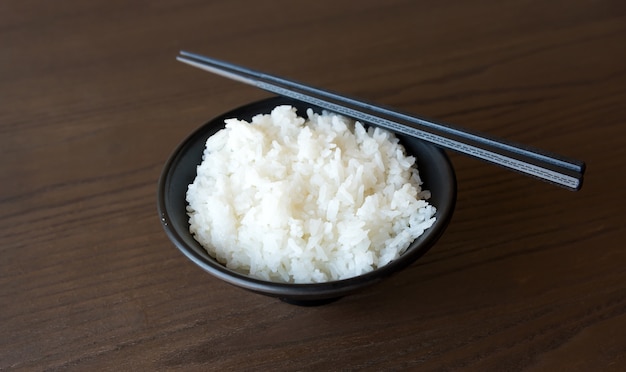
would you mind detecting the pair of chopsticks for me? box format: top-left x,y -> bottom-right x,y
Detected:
176,50 -> 585,191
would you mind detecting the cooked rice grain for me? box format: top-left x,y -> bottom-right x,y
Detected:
186,105 -> 435,283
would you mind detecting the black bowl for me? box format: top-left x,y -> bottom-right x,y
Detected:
157,96 -> 457,306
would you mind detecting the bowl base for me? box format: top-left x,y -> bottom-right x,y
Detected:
279,297 -> 342,306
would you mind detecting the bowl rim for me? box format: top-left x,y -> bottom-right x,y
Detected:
157,96 -> 457,300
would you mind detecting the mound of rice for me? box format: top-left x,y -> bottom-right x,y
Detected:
186,105 -> 436,283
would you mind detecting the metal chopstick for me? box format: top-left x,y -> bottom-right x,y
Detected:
176,50 -> 585,191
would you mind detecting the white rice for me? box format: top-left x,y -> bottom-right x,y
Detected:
186,105 -> 436,283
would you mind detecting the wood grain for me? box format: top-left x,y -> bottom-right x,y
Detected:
1,0 -> 625,370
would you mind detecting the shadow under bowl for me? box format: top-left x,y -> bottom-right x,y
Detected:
157,96 -> 457,306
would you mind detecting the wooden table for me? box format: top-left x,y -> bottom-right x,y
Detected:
2,0 -> 625,370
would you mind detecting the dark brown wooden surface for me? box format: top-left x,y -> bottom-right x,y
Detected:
2,0 -> 625,370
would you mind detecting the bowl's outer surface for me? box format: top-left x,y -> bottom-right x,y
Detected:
157,96 -> 457,304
